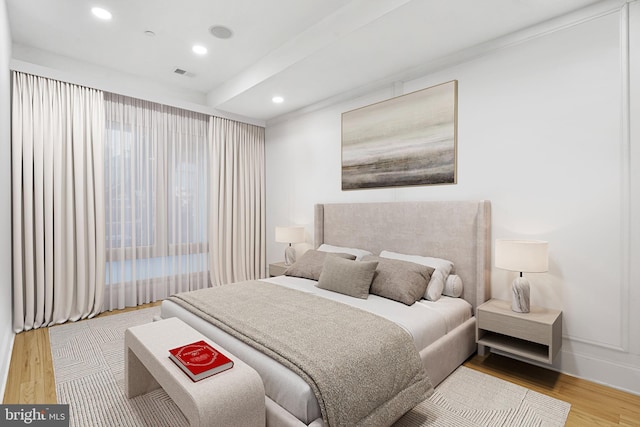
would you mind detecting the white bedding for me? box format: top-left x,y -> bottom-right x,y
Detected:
160,275 -> 472,424
263,276 -> 472,353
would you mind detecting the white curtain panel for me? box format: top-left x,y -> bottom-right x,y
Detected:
103,94 -> 210,310
209,117 -> 266,285
11,72 -> 106,332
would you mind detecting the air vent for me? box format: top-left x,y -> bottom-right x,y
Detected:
209,25 -> 233,39
174,68 -> 187,75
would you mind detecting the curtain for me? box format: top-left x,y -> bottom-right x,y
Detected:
104,93 -> 210,310
12,71 -> 105,332
209,116 -> 266,284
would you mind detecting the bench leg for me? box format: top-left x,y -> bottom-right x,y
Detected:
126,347 -> 161,398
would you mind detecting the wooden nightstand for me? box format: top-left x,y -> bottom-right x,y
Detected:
476,298 -> 562,364
268,262 -> 288,277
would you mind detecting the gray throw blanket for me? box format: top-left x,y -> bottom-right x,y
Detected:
169,281 -> 433,427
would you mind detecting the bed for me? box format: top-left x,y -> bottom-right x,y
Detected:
160,200 -> 491,427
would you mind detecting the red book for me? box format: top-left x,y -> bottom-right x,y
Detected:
168,340 -> 234,381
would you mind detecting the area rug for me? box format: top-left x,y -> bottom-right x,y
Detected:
50,307 -> 570,426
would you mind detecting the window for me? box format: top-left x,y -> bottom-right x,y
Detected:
105,123 -> 156,252
104,94 -> 209,295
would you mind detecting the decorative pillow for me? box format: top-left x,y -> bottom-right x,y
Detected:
317,244 -> 373,261
443,274 -> 463,298
316,256 -> 378,299
363,256 -> 434,306
423,276 -> 442,301
284,249 -> 356,281
379,250 -> 454,301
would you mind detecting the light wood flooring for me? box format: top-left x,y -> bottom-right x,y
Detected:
4,302 -> 640,426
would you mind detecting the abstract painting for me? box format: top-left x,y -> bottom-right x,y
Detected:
341,80 -> 457,190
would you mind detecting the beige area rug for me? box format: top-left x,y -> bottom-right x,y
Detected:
50,307 -> 570,426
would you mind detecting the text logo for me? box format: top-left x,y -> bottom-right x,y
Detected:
0,405 -> 69,426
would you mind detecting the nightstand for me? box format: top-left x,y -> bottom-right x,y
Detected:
476,298 -> 562,364
268,262 -> 288,277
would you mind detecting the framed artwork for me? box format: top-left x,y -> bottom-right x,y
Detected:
341,80 -> 457,190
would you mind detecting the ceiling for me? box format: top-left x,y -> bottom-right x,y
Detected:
6,0 -> 607,122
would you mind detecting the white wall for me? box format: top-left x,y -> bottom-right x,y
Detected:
266,3 -> 640,395
0,0 -> 14,399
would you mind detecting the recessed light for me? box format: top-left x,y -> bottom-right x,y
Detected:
91,7 -> 112,20
192,45 -> 207,55
144,30 -> 155,37
272,96 -> 284,104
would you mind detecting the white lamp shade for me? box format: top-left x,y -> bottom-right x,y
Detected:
275,226 -> 305,244
495,239 -> 548,273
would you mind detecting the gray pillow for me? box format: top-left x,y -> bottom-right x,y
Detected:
284,249 -> 356,281
379,250 -> 453,301
364,256 -> 434,305
316,256 -> 378,299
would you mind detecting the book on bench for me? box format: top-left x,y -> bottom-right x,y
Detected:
168,340 -> 234,381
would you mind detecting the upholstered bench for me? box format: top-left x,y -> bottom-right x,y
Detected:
125,317 -> 265,427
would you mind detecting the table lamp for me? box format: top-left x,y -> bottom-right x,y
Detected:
495,239 -> 549,313
275,226 -> 305,265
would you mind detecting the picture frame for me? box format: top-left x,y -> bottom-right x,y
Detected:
341,80 -> 458,190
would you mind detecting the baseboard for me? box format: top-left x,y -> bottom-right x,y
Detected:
489,347 -> 640,397
0,330 -> 15,401
557,348 -> 640,396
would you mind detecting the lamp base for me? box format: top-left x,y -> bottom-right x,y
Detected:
511,276 -> 530,313
284,246 -> 296,266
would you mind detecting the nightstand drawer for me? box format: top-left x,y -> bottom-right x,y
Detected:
478,310 -> 550,345
476,299 -> 562,364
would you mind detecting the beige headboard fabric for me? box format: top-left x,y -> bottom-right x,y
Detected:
314,200 -> 491,311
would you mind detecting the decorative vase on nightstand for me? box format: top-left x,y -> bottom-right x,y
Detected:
511,275 -> 530,313
284,245 -> 296,266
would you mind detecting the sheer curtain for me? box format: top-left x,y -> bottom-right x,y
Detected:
12,72 -> 105,332
104,93 -> 210,310
209,116 -> 266,284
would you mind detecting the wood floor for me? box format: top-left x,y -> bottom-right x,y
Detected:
4,302 -> 640,426
2,302 -> 161,406
465,355 -> 640,426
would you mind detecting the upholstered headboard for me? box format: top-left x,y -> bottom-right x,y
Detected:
314,200 -> 491,311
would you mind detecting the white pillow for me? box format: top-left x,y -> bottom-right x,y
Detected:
317,244 -> 373,261
443,274 -> 463,298
379,250 -> 454,301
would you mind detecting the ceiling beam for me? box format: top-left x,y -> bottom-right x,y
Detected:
205,0 -> 413,108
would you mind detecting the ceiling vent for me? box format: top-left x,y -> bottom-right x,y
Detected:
174,68 -> 196,78
209,25 -> 233,39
